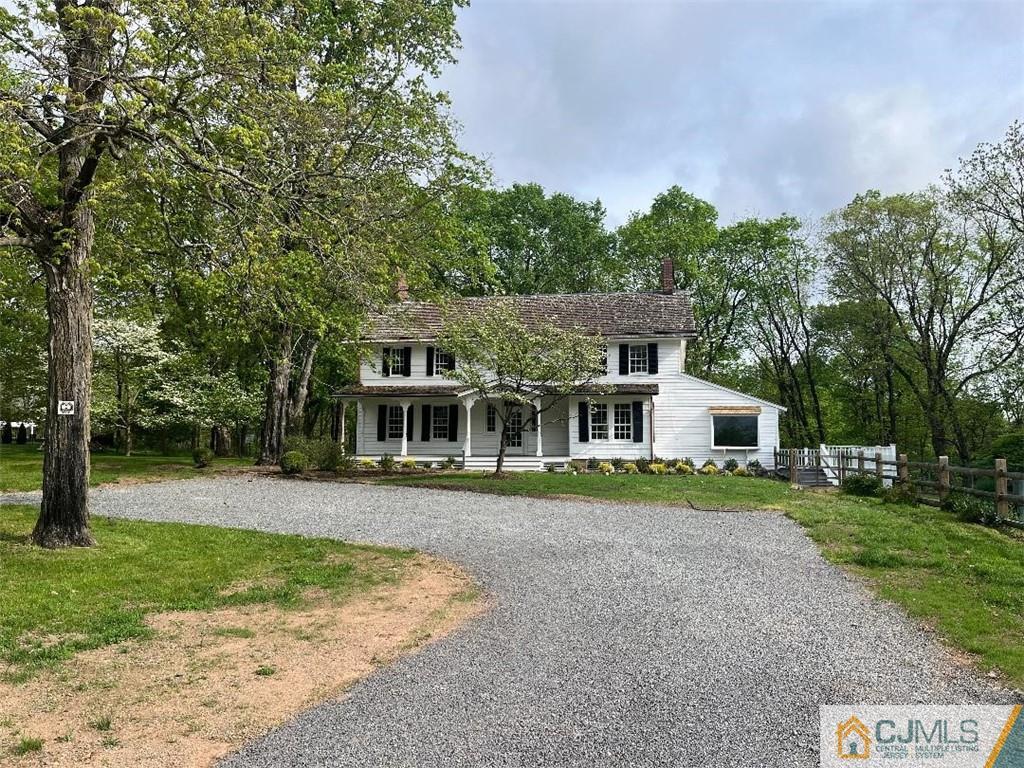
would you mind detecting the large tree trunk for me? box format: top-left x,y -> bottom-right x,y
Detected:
33,241 -> 95,548
258,326 -> 292,465
495,424 -> 509,476
288,338 -> 319,432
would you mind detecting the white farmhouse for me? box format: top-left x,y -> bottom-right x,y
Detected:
338,260 -> 784,470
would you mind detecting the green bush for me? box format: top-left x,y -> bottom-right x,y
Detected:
280,451 -> 306,475
442,455 -> 457,470
680,457 -> 695,468
841,473 -> 882,497
587,458 -> 600,471
635,457 -> 651,474
674,461 -> 694,475
610,457 -> 625,471
358,458 -> 376,469
944,491 -> 998,526
192,447 -> 214,468
701,459 -> 718,470
649,462 -> 668,475
723,458 -> 739,472
732,466 -> 750,477
699,463 -> 719,476
746,459 -> 766,477
623,462 -> 639,474
379,453 -> 396,472
336,453 -> 357,471
399,457 -> 418,469
597,461 -> 614,476
545,462 -> 557,473
285,437 -> 343,472
881,482 -> 917,506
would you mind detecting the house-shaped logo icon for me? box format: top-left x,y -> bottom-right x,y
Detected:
837,716 -> 871,759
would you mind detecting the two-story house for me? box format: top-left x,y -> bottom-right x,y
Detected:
336,259 -> 784,470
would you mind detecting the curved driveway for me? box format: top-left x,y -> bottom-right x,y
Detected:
5,476 -> 1011,766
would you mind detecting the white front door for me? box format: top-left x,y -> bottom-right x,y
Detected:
506,409 -> 525,455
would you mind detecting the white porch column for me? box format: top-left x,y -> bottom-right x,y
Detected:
533,398 -> 543,457
339,400 -> 348,450
354,401 -> 364,455
462,397 -> 476,458
400,400 -> 411,457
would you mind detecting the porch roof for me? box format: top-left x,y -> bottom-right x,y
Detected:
332,382 -> 659,399
332,384 -> 472,398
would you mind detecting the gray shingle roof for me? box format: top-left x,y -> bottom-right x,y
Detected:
361,292 -> 696,342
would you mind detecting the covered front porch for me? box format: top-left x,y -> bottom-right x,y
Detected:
334,385 -> 572,468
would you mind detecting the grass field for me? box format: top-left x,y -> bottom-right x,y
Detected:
0,504 -> 413,682
0,443 -> 252,492
386,471 -> 1024,687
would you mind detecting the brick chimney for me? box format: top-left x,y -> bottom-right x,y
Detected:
394,273 -> 409,302
660,257 -> 675,294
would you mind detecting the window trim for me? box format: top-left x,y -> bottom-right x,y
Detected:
628,344 -> 648,374
590,403 -> 609,440
613,403 -> 633,440
431,406 -> 449,440
711,413 -> 759,449
386,405 -> 404,439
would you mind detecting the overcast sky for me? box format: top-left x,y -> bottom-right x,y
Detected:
439,0 -> 1024,226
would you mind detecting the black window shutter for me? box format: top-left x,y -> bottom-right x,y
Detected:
406,407 -> 414,441
376,405 -> 387,441
446,355 -> 456,372
421,404 -> 431,441
448,404 -> 459,441
648,343 -> 659,374
426,347 -> 435,377
402,347 -> 412,377
632,401 -> 643,442
618,344 -> 629,375
578,401 -> 590,442
382,347 -> 391,377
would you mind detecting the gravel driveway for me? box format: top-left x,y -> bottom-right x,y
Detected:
3,476 -> 1013,766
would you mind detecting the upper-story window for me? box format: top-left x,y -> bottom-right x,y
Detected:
435,350 -> 453,371
628,345 -> 648,374
382,346 -> 409,377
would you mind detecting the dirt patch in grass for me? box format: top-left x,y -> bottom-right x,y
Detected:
1,555 -> 482,767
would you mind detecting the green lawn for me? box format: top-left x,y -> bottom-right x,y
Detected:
0,443 -> 252,492
385,471 -> 1024,687
0,504 -> 413,682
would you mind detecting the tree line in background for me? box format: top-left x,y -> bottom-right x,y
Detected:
1,4 -> 1022,545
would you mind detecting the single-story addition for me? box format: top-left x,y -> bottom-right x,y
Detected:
336,260 -> 785,471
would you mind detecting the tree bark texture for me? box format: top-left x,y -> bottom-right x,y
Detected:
258,326 -> 293,465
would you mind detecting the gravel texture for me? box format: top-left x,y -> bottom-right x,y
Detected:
3,476 -> 1015,766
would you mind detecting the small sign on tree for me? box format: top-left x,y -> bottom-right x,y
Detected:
57,401 -> 75,416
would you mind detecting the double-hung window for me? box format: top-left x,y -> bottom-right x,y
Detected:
386,405 -> 404,439
613,403 -> 632,440
432,407 -> 449,440
383,347 -> 407,377
435,350 -> 453,372
628,344 -> 648,374
590,404 -> 609,440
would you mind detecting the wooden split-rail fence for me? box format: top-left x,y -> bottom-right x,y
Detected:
774,447 -> 1024,527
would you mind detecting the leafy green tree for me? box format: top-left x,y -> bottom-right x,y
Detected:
457,183 -> 619,295
437,302 -> 605,474
825,190 -> 1024,462
0,0 -> 299,546
616,186 -> 718,291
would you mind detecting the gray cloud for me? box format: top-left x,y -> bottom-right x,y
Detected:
439,0 -> 1024,225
